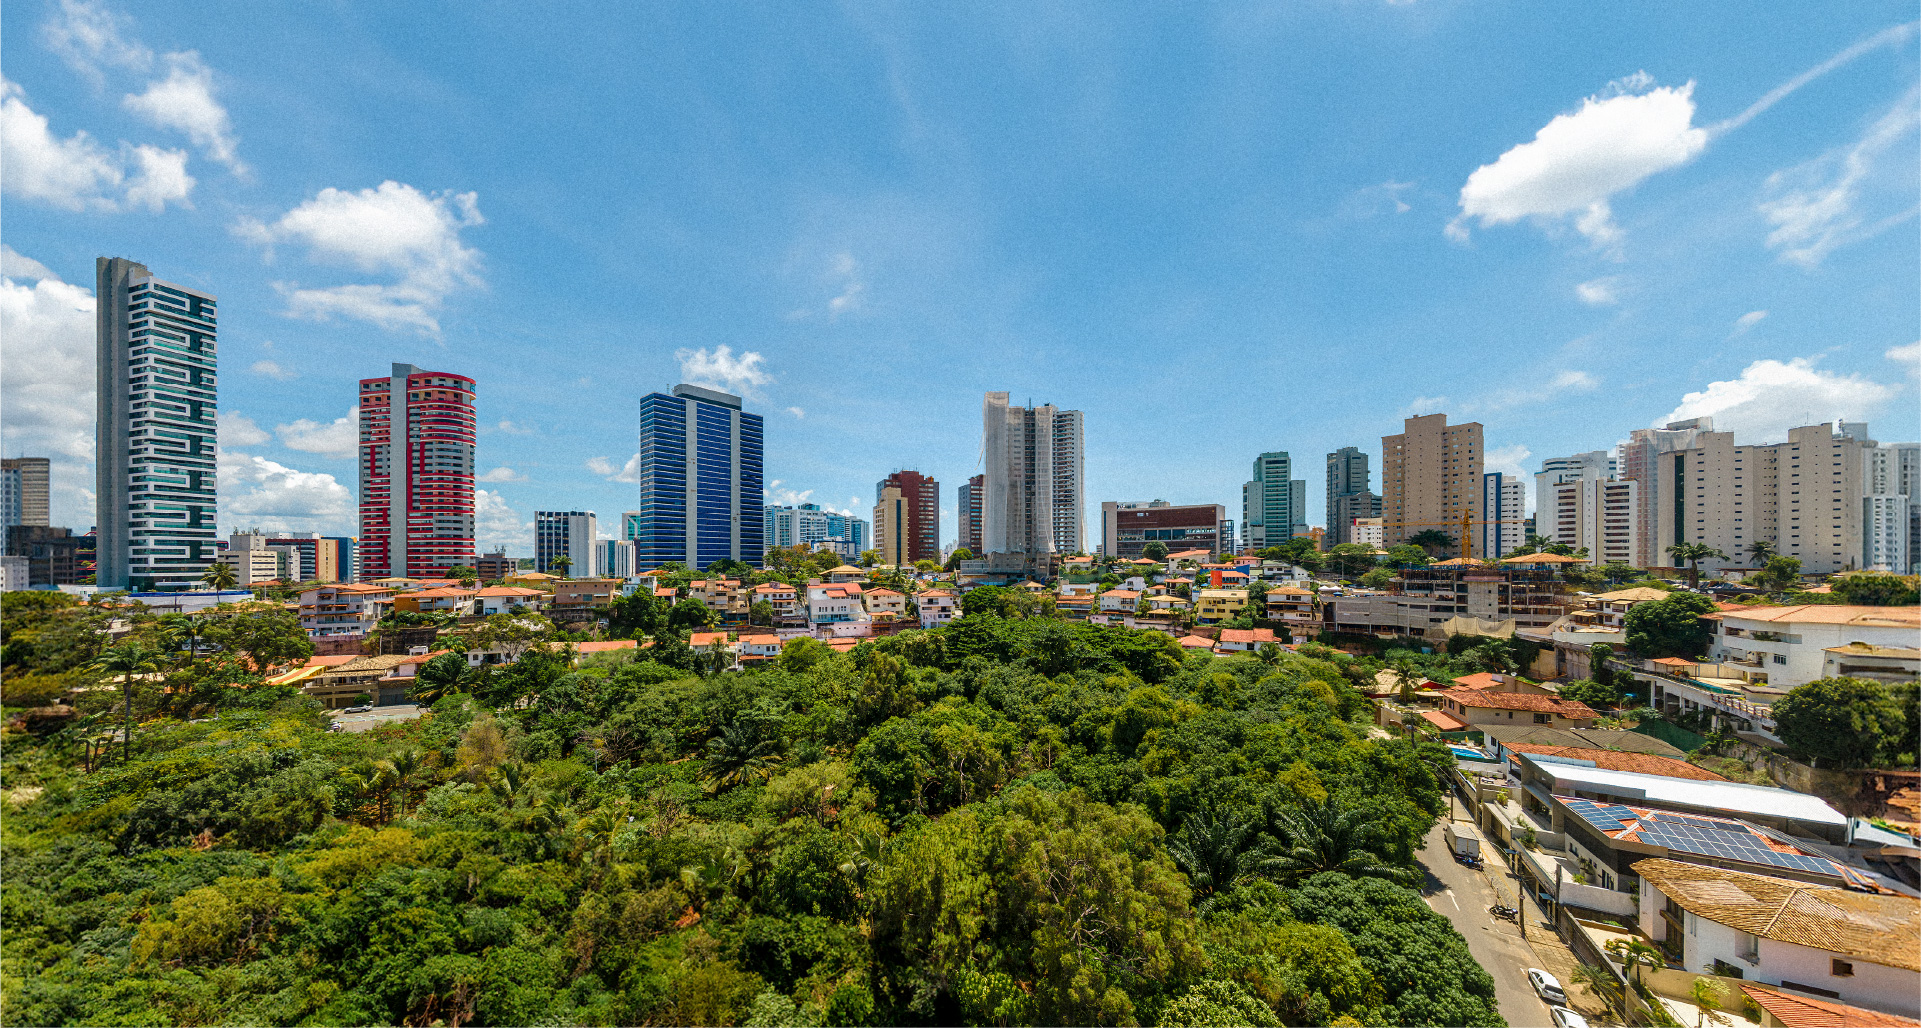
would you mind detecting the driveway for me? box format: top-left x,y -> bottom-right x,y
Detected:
331,704 -> 422,733
1418,819 -> 1561,1028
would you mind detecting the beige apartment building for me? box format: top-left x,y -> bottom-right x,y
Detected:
1655,422 -> 1871,575
1549,478 -> 1637,566
1381,413 -> 1483,549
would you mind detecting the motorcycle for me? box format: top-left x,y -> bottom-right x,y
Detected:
1488,904 -> 1519,922
1453,852 -> 1483,870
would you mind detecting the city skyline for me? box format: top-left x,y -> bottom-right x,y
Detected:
3,2 -> 1917,552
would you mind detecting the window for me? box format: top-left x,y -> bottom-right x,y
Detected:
1772,654 -> 1786,665
1832,959 -> 1853,977
1534,713 -> 1553,724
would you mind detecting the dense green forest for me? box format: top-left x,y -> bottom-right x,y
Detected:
1,606 -> 1501,1027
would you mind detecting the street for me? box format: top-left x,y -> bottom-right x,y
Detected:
331,704 -> 422,733
1417,819 -> 1561,1028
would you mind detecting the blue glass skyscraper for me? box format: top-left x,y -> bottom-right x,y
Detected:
634,384 -> 764,570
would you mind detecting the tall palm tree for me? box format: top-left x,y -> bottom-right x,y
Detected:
549,555 -> 573,578
1745,539 -> 1776,565
1166,805 -> 1265,895
1262,796 -> 1412,885
1665,543 -> 1727,589
701,721 -> 783,792
201,560 -> 239,591
1606,938 -> 1666,997
388,748 -> 426,817
1567,965 -> 1624,1020
88,644 -> 161,765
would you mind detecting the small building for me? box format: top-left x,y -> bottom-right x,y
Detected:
1740,984 -> 1921,1028
474,586 -> 548,616
689,579 -> 748,623
1099,589 -> 1141,614
1438,687 -> 1599,729
753,582 -> 803,624
1821,642 -> 1920,686
298,583 -> 394,638
864,588 -> 908,618
504,571 -> 562,588
738,634 -> 783,664
1713,604 -> 1921,689
688,631 -> 737,657
825,565 -> 867,584
1215,627 -> 1281,653
808,583 -> 866,625
552,579 -> 621,608
1265,586 -> 1315,625
391,586 -> 477,615
1193,588 -> 1250,625
1635,858 -> 1919,1018
918,589 -> 958,629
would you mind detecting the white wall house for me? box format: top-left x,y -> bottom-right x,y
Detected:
1634,858 -> 1920,1019
918,589 -> 958,629
1712,604 -> 1921,689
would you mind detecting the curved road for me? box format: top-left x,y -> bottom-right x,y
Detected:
1418,819 -> 1561,1027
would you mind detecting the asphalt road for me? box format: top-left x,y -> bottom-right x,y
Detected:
1418,819 -> 1562,1028
331,704 -> 422,733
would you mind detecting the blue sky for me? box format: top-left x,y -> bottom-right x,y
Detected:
4,1 -> 1917,554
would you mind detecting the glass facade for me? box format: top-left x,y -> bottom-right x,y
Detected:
634,385 -> 763,570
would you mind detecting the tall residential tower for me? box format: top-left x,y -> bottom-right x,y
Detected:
1,458 -> 51,529
95,257 -> 219,591
633,384 -> 765,570
1380,413 -> 1483,550
357,364 -> 477,579
1243,452 -> 1306,551
873,470 -> 939,566
1325,447 -> 1380,546
982,392 -> 1084,557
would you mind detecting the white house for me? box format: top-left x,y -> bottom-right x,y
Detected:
807,583 -> 867,625
918,589 -> 958,629
1712,604 -> 1921,689
474,586 -> 548,616
1634,858 -> 1920,1019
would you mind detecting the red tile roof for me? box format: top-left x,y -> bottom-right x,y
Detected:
1506,744 -> 1728,782
1442,688 -> 1598,717
1177,634 -> 1215,648
1422,709 -> 1469,731
1217,628 -> 1279,645
1740,986 -> 1921,1028
1451,672 -> 1518,690
689,632 -> 731,647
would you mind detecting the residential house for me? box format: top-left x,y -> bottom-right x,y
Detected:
1178,635 -> 1215,652
918,589 -> 958,629
1635,858 -> 1919,1018
1821,642 -> 1920,685
505,571 -> 562,588
1099,589 -> 1142,615
474,586 -> 548,616
1712,605 -> 1921,689
302,651 -> 451,708
553,579 -> 621,608
1057,594 -> 1094,620
688,632 -> 738,660
689,579 -> 748,624
1215,627 -> 1281,653
1194,588 -> 1250,625
299,583 -> 394,638
1740,986 -> 1921,1028
865,588 -> 908,619
1265,586 -> 1316,627
825,565 -> 867,584
808,583 -> 866,625
1437,687 -> 1598,729
753,582 -> 803,625
739,634 -> 783,664
392,587 -> 477,615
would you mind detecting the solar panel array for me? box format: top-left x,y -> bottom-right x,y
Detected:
1563,798 -> 1640,832
1559,797 -> 1849,879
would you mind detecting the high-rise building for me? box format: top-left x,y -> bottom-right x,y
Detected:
763,503 -> 867,562
982,392 -> 1084,556
1621,418 -> 1714,566
599,538 -> 636,579
1480,473 -> 1528,558
1243,452 -> 1306,551
1099,500 -> 1230,558
633,384 -> 764,570
1325,448 -> 1381,546
621,511 -> 643,541
231,532 -> 343,583
1654,422 -> 1873,575
536,511 -> 598,577
957,473 -> 984,555
873,470 -> 940,566
1864,442 -> 1919,573
1549,479 -> 1637,566
1380,414 -> 1483,550
94,258 -> 219,591
357,364 -> 477,580
1535,450 -> 1617,522
1,458 -> 51,529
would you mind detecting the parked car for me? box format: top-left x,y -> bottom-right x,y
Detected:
1549,1007 -> 1589,1028
1528,968 -> 1567,1006
342,705 -> 373,714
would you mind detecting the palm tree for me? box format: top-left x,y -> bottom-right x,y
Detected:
1262,796 -> 1412,884
1606,937 -> 1666,1001
411,654 -> 470,706
388,748 -> 425,817
1745,539 -> 1776,565
201,560 -> 239,591
549,555 -> 573,578
1690,977 -> 1730,1028
1166,805 -> 1265,895
89,644 -> 161,765
1665,543 -> 1727,589
700,721 -> 783,792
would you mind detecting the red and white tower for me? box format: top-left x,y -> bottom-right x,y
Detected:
357,363 -> 476,580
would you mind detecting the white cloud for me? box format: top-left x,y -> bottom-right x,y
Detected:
1659,357 -> 1901,442
250,359 -> 296,381
675,344 -> 772,397
1712,22 -> 1920,135
237,181 -> 485,336
587,454 -> 642,483
1550,370 -> 1598,391
1401,395 -> 1449,417
1759,83 -> 1919,268
1449,74 -> 1708,249
785,406 -> 806,419
217,411 -> 270,447
494,419 -> 534,435
475,489 -> 530,554
0,245 -> 56,282
122,51 -> 244,173
44,0 -> 152,84
1575,277 -> 1621,305
1888,340 -> 1921,377
477,466 -> 526,483
217,449 -> 354,535
1729,310 -> 1768,337
827,252 -> 865,317
765,480 -> 814,507
0,265 -> 96,526
274,408 -> 357,459
1,78 -> 194,212
1485,443 -> 1533,482
1341,180 -> 1415,217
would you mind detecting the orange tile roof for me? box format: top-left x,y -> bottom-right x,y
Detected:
474,586 -> 544,596
1442,688 -> 1597,717
1178,635 -> 1215,648
753,582 -> 795,593
1104,589 -> 1141,599
653,587 -> 678,598
1451,672 -> 1517,690
573,640 -> 637,653
919,589 -> 955,597
1740,986 -> 1921,1028
738,634 -> 781,646
1719,604 -> 1920,628
1497,552 -> 1587,564
688,632 -> 730,647
408,586 -> 475,598
866,588 -> 903,597
824,638 -> 858,651
1422,709 -> 1469,731
1217,628 -> 1279,644
1506,744 -> 1728,782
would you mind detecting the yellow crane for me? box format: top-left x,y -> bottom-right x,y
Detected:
1376,510 -> 1503,561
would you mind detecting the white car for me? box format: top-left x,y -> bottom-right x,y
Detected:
342,705 -> 373,714
1549,1007 -> 1589,1028
1528,968 -> 1567,1006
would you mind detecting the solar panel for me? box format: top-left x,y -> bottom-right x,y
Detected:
1648,812 -> 1741,832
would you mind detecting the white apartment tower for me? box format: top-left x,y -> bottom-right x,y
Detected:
1535,450 -> 1616,522
982,392 -> 1085,556
1480,472 -> 1528,558
95,257 -> 219,591
1655,423 -> 1874,575
1863,442 -> 1918,573
1621,418 -> 1714,566
1550,479 -> 1638,566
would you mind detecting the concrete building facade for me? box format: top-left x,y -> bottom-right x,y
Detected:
874,470 -> 939,565
1,457 -> 50,529
982,392 -> 1084,557
1325,447 -> 1379,546
1548,477 -> 1638,566
763,503 -> 867,562
95,257 -> 219,591
1621,418 -> 1715,566
1380,413 -> 1483,549
1243,451 -> 1306,551
357,364 -> 477,580
536,511 -> 598,577
1535,450 -> 1616,520
1099,500 -> 1230,558
1480,472 -> 1527,558
1654,422 -> 1873,575
957,473 -> 984,556
633,384 -> 765,570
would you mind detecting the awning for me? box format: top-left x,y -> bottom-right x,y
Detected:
1421,710 -> 1469,731
265,665 -> 327,687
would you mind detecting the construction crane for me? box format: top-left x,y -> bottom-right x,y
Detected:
1376,510 -> 1503,562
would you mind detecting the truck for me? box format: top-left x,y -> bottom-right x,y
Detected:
1443,821 -> 1483,860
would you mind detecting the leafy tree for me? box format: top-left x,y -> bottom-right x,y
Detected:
1745,539 -> 1776,564
1749,555 -> 1802,593
1383,544 -> 1430,567
202,607 -> 314,674
858,549 -> 881,568
1558,677 -> 1621,710
1142,540 -> 1170,561
411,652 -> 471,705
1406,530 -> 1455,558
943,547 -> 974,571
748,599 -> 775,626
196,560 -> 239,591
1157,979 -> 1281,1027
1359,568 -> 1395,589
1624,592 -> 1717,658
1828,572 -> 1921,606
609,588 -> 662,636
778,636 -> 835,673
1665,542 -> 1727,588
447,565 -> 478,587
1325,543 -> 1377,579
666,597 -> 717,631
1771,676 -> 1905,768
1288,873 -> 1501,1027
